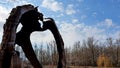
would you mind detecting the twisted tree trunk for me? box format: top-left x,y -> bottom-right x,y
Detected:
0,4 -> 35,68
43,18 -> 66,68
0,4 -> 66,68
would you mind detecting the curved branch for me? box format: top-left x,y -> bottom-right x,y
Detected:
43,18 -> 66,68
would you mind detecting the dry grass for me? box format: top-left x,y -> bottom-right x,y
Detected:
67,66 -> 97,68
43,66 -> 117,68
0,53 -> 117,68
97,54 -> 113,68
44,65 -> 56,68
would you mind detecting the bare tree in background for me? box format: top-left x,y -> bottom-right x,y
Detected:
115,37 -> 120,66
13,36 -> 120,67
86,37 -> 98,66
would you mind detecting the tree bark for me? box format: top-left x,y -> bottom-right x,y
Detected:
0,4 -> 35,68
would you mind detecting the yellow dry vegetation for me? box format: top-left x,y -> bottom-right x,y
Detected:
97,54 -> 113,68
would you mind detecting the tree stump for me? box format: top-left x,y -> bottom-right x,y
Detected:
10,51 -> 21,68
0,4 -> 66,68
0,4 -> 35,68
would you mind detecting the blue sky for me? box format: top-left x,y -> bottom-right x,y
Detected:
0,0 -> 120,47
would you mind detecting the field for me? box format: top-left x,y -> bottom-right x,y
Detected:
43,65 -> 117,68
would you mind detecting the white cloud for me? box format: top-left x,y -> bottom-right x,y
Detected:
114,31 -> 120,39
59,21 -> 107,47
57,13 -> 64,18
104,18 -> 113,27
41,0 -> 77,15
81,15 -> 87,20
0,28 -> 3,42
14,1 -> 31,7
28,20 -> 119,48
72,19 -> 79,23
41,0 -> 63,12
97,18 -> 113,28
59,22 -> 83,47
66,4 -> 76,15
0,0 -> 7,4
0,0 -> 119,48
0,6 -> 9,42
2,0 -> 31,7
0,5 -> 10,43
0,6 -> 10,23
30,30 -> 54,44
82,25 -> 106,41
28,22 -> 84,48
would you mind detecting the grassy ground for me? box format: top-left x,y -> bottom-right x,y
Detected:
43,65 -> 116,68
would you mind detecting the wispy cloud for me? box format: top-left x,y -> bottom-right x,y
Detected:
30,31 -> 54,44
0,6 -> 10,23
41,0 -> 77,15
41,0 -> 63,12
0,0 -> 119,48
104,18 -> 113,27
72,19 -> 79,23
0,5 -> 10,42
5,0 -> 31,7
59,21 -> 107,47
65,4 -> 76,15
58,20 -> 119,47
80,15 -> 87,20
97,18 -> 113,28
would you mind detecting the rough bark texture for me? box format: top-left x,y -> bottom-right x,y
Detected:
43,18 -> 66,68
0,4 -> 34,68
0,4 -> 66,68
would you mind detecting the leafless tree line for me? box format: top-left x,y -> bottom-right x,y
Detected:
15,36 -> 120,67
